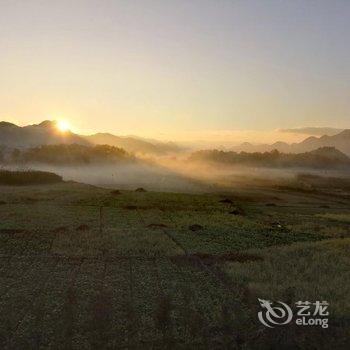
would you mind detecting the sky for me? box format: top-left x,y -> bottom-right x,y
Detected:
0,0 -> 349,144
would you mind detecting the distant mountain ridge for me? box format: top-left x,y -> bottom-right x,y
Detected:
232,129 -> 350,156
0,120 -> 181,155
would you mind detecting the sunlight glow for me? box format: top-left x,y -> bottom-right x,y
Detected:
56,120 -> 70,132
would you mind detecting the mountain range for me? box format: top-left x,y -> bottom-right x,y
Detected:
0,121 -> 180,156
0,120 -> 349,157
232,129 -> 350,156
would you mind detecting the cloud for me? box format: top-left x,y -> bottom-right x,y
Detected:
278,127 -> 344,136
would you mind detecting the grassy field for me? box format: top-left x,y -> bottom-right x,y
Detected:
0,181 -> 349,348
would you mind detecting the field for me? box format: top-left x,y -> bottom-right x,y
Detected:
0,181 -> 349,349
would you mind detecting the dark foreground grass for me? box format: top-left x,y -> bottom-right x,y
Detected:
224,239 -> 350,349
0,169 -> 62,185
0,182 -> 349,348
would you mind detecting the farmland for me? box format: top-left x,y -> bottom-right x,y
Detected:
0,181 -> 349,349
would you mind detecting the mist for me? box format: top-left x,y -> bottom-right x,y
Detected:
7,155 -> 349,195
10,162 -> 211,193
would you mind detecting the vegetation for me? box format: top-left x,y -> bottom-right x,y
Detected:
190,147 -> 350,169
5,144 -> 133,165
316,213 -> 350,223
296,173 -> 350,190
0,181 -> 349,348
225,239 -> 350,349
0,169 -> 62,185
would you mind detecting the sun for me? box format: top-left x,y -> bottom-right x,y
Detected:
56,120 -> 70,132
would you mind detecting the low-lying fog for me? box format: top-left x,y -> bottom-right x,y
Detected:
11,162 -> 211,193
6,158 -> 350,193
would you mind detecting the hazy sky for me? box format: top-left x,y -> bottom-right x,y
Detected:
1,0 -> 349,142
